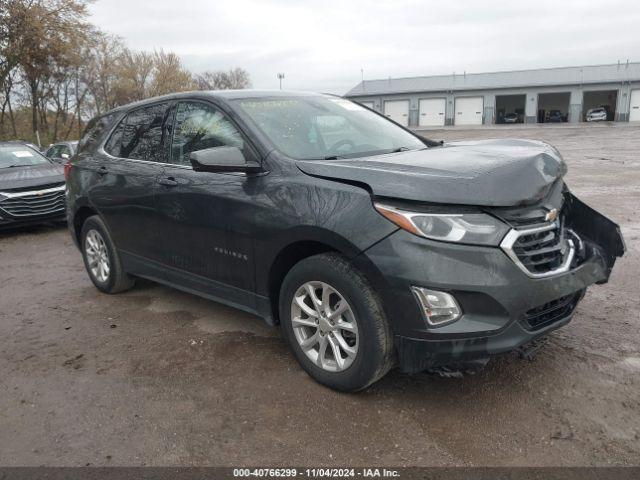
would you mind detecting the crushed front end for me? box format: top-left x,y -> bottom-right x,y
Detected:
358,183 -> 625,374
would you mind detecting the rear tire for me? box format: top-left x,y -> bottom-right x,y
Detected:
279,253 -> 394,392
80,215 -> 135,294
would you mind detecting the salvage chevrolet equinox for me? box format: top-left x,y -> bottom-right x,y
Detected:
66,91 -> 625,391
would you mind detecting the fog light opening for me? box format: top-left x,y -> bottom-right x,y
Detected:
412,287 -> 461,327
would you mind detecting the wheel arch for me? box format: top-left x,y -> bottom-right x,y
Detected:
266,239 -> 338,324
72,205 -> 98,246
264,227 -> 388,325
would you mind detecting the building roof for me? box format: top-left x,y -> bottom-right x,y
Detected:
345,62 -> 640,97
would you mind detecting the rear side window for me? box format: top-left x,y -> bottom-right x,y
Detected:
105,103 -> 171,162
104,122 -> 124,156
78,113 -> 117,154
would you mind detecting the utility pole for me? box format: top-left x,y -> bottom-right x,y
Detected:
277,73 -> 285,90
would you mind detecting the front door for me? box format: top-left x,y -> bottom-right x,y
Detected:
154,100 -> 259,303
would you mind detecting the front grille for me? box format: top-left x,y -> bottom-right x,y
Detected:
499,208 -> 550,229
499,206 -> 575,278
0,187 -> 65,218
512,222 -> 567,274
525,291 -> 582,330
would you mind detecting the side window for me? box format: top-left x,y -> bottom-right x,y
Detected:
47,145 -> 60,157
120,103 -> 171,162
78,112 -> 117,154
170,101 -> 244,166
59,145 -> 71,157
104,121 -> 124,157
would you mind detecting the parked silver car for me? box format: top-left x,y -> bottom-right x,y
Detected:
586,107 -> 608,122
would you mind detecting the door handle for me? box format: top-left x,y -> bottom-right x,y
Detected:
158,177 -> 178,187
97,166 -> 108,175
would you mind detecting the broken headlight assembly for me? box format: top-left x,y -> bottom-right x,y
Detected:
374,203 -> 509,246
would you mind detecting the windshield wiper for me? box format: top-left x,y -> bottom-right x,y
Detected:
2,164 -> 27,169
322,155 -> 343,160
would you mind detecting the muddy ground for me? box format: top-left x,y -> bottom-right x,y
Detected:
0,124 -> 638,466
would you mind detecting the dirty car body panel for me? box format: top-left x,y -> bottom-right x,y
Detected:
66,91 -> 625,376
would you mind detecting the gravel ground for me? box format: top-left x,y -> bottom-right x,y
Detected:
0,124 -> 638,467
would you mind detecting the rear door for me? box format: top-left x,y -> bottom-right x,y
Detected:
89,102 -> 172,262
383,100 -> 409,126
154,99 -> 259,300
418,98 -> 446,127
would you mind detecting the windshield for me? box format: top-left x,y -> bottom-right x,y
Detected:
235,96 -> 426,160
0,145 -> 50,169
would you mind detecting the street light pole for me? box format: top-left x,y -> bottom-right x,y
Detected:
277,73 -> 285,90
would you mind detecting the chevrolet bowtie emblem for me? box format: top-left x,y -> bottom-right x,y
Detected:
545,208 -> 558,222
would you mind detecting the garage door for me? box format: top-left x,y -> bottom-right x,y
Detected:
455,97 -> 483,125
630,90 -> 640,122
384,100 -> 409,127
419,98 -> 446,127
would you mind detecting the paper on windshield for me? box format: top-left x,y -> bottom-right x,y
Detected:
12,150 -> 34,158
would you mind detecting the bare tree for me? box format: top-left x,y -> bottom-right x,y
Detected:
4,0 -> 93,142
0,1 -> 252,143
149,50 -> 194,97
195,67 -> 251,90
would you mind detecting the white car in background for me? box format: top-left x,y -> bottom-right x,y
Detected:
586,107 -> 608,122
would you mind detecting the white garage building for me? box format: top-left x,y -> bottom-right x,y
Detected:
345,62 -> 640,127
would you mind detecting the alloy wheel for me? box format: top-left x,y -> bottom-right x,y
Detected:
85,229 -> 110,283
290,281 -> 359,372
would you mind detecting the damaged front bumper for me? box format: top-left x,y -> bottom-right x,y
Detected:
357,193 -> 625,374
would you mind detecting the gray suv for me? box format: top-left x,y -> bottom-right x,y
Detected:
65,90 -> 625,391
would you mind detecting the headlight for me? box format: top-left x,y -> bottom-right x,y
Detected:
374,203 -> 509,246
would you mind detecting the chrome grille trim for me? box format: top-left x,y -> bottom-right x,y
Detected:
0,185 -> 66,218
0,184 -> 65,198
500,221 -> 575,278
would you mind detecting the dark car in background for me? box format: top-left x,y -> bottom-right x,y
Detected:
45,141 -> 78,164
0,141 -> 66,228
65,91 -> 625,391
503,112 -> 519,123
548,110 -> 566,122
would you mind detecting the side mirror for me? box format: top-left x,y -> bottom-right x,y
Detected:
189,146 -> 261,173
61,153 -> 70,159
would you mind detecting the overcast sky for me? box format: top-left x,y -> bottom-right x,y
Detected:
89,0 -> 640,94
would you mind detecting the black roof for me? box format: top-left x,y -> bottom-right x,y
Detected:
106,89 -> 328,114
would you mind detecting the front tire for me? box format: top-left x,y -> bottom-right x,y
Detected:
279,253 -> 394,392
81,215 -> 135,294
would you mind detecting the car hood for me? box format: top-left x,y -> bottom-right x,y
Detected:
0,163 -> 64,191
296,139 -> 567,207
